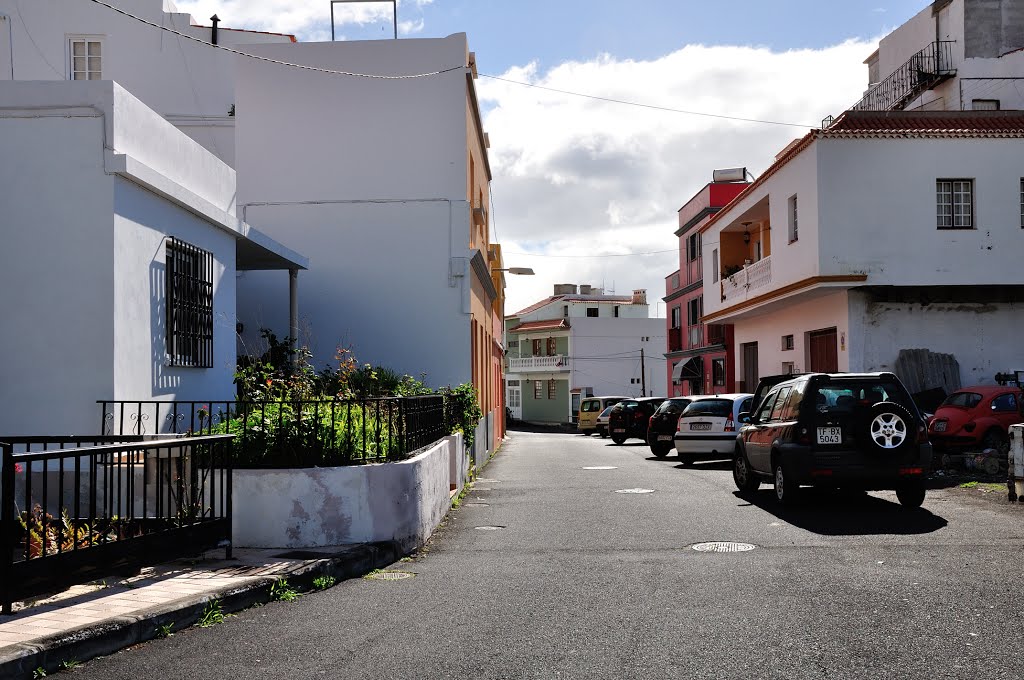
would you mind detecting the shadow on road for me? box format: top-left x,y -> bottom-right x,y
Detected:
673,459 -> 731,471
734,488 -> 949,536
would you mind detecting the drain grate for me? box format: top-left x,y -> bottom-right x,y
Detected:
692,542 -> 756,553
365,571 -> 415,581
583,466 -> 618,470
475,525 -> 506,531
615,488 -> 655,494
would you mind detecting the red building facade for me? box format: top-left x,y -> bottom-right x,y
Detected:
664,180 -> 748,396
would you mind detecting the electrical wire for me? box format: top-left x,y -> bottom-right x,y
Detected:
502,248 -> 677,258
86,0 -> 463,79
480,73 -> 819,129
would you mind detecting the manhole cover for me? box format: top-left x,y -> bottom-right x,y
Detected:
692,542 -> 756,553
583,466 -> 618,470
365,571 -> 415,581
615,488 -> 655,494
475,525 -> 506,531
464,502 -> 489,506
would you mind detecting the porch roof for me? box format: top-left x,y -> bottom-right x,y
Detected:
236,223 -> 309,271
508,319 -> 571,334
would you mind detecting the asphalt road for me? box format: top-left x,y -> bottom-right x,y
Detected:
77,430 -> 1023,679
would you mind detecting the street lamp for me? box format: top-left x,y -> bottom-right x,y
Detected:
494,267 -> 535,275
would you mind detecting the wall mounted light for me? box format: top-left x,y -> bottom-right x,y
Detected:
741,221 -> 752,244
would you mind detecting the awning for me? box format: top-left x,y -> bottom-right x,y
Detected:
671,356 -> 702,384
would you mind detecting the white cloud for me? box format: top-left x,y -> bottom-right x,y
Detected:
479,40 -> 876,316
173,0 -> 427,38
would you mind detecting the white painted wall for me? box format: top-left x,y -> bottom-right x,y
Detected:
733,291 -> 851,382
817,136 -> 1024,285
570,317 -> 667,397
877,3 -> 941,84
232,434 -> 459,551
234,35 -> 477,386
848,291 -> 1024,387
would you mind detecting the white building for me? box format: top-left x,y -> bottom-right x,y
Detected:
855,0 -> 1024,113
505,285 -> 666,425
0,80 -> 305,435
699,109 -> 1024,397
0,0 -> 294,166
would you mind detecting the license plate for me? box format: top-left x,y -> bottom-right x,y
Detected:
658,435 -> 672,441
933,421 -> 947,432
817,426 -> 842,444
613,428 -> 625,434
690,423 -> 712,431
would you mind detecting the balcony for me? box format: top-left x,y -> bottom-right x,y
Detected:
721,256 -> 772,306
667,324 -> 727,354
508,355 -> 570,373
852,41 -> 956,112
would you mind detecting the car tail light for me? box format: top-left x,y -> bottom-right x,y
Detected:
649,415 -> 655,428
724,417 -> 735,432
899,467 -> 923,476
797,427 -> 811,446
810,469 -> 833,477
677,414 -> 684,432
634,410 -> 645,421
916,425 -> 928,444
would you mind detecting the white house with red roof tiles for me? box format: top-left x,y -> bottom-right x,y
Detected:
505,285 -> 665,425
700,110 -> 1024,403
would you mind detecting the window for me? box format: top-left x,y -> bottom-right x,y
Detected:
687,234 -> 699,262
586,307 -> 599,317
546,337 -> 557,356
712,249 -> 719,282
972,99 -> 1000,111
508,340 -> 519,349
563,305 -> 569,317
992,393 -> 1018,412
687,297 -> 702,326
70,39 -> 102,80
755,390 -> 778,422
534,380 -> 543,399
781,361 -> 795,375
769,387 -> 792,421
548,380 -> 557,400
670,306 -> 681,329
712,358 -> 726,387
166,238 -> 213,367
937,179 -> 974,229
671,273 -> 680,289
788,195 -> 798,242
782,334 -> 794,351
614,306 -> 619,318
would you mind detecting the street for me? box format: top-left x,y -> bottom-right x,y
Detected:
78,430 -> 1023,679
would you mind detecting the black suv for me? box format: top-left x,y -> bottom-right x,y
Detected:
608,397 -> 665,445
732,372 -> 932,508
647,397 -> 695,457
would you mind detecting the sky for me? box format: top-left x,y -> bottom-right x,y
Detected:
175,0 -> 933,316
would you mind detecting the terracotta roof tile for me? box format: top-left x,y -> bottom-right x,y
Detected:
508,319 -> 571,333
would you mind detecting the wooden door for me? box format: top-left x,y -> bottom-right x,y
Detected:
741,342 -> 758,392
808,328 -> 838,373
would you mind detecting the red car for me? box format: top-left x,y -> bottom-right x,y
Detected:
928,385 -> 1023,451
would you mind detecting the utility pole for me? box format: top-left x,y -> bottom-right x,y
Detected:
640,348 -> 646,397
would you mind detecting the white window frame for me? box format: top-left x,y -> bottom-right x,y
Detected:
787,195 -> 798,243
68,36 -> 104,81
937,179 -> 974,229
782,334 -> 794,351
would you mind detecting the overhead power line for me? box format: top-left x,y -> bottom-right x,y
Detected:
502,248 -> 677,258
86,0 -> 462,79
480,74 -> 818,128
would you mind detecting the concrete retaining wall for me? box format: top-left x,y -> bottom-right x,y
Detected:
232,433 -> 463,551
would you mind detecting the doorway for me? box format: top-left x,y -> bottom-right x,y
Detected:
507,380 -> 522,420
741,342 -> 758,392
808,328 -> 839,373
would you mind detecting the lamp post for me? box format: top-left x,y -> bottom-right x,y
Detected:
494,267 -> 535,275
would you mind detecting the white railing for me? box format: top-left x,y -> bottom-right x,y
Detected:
508,355 -> 570,372
722,256 -> 772,305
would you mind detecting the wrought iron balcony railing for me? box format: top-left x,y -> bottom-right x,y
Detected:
852,41 -> 956,112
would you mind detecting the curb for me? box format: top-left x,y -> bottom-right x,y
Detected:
0,541 -> 401,679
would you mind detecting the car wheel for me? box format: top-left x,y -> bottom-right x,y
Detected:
981,428 -> 1007,452
895,482 -> 926,509
650,443 -> 671,458
863,402 -> 915,454
611,434 -> 626,445
733,447 -> 760,494
774,461 -> 798,506
599,431 -> 608,439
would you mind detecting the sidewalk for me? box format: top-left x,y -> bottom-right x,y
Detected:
0,542 -> 399,678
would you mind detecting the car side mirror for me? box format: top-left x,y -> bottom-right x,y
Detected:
738,412 -> 752,425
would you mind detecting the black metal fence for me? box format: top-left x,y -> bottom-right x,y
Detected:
99,395 -> 458,468
852,41 -> 956,111
0,435 -> 233,613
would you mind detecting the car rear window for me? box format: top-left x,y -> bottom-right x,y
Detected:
682,399 -> 732,418
580,400 -> 602,413
812,380 -> 915,415
655,398 -> 691,415
941,392 -> 983,408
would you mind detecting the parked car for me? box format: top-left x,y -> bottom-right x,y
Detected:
733,372 -> 932,508
578,396 -> 627,435
673,394 -> 753,465
928,385 -> 1023,452
608,397 -> 665,445
596,405 -> 615,438
647,397 -> 696,457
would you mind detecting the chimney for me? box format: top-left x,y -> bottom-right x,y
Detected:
553,284 -> 578,295
632,289 -> 647,305
210,14 -> 220,45
579,284 -> 593,295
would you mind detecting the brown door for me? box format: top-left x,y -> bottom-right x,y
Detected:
808,328 -> 838,372
741,342 -> 758,392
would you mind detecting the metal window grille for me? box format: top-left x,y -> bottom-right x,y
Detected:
71,40 -> 102,80
166,238 -> 214,367
937,179 -> 973,229
788,195 -> 798,242
547,379 -> 557,400
533,380 -> 543,400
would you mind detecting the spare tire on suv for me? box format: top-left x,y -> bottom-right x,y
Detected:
862,401 -> 915,455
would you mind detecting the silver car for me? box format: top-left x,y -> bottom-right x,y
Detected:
674,394 -> 754,465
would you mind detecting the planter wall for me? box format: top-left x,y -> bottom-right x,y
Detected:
232,433 -> 462,551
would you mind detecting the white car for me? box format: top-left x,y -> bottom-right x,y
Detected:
674,393 -> 754,465
595,405 -> 615,438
